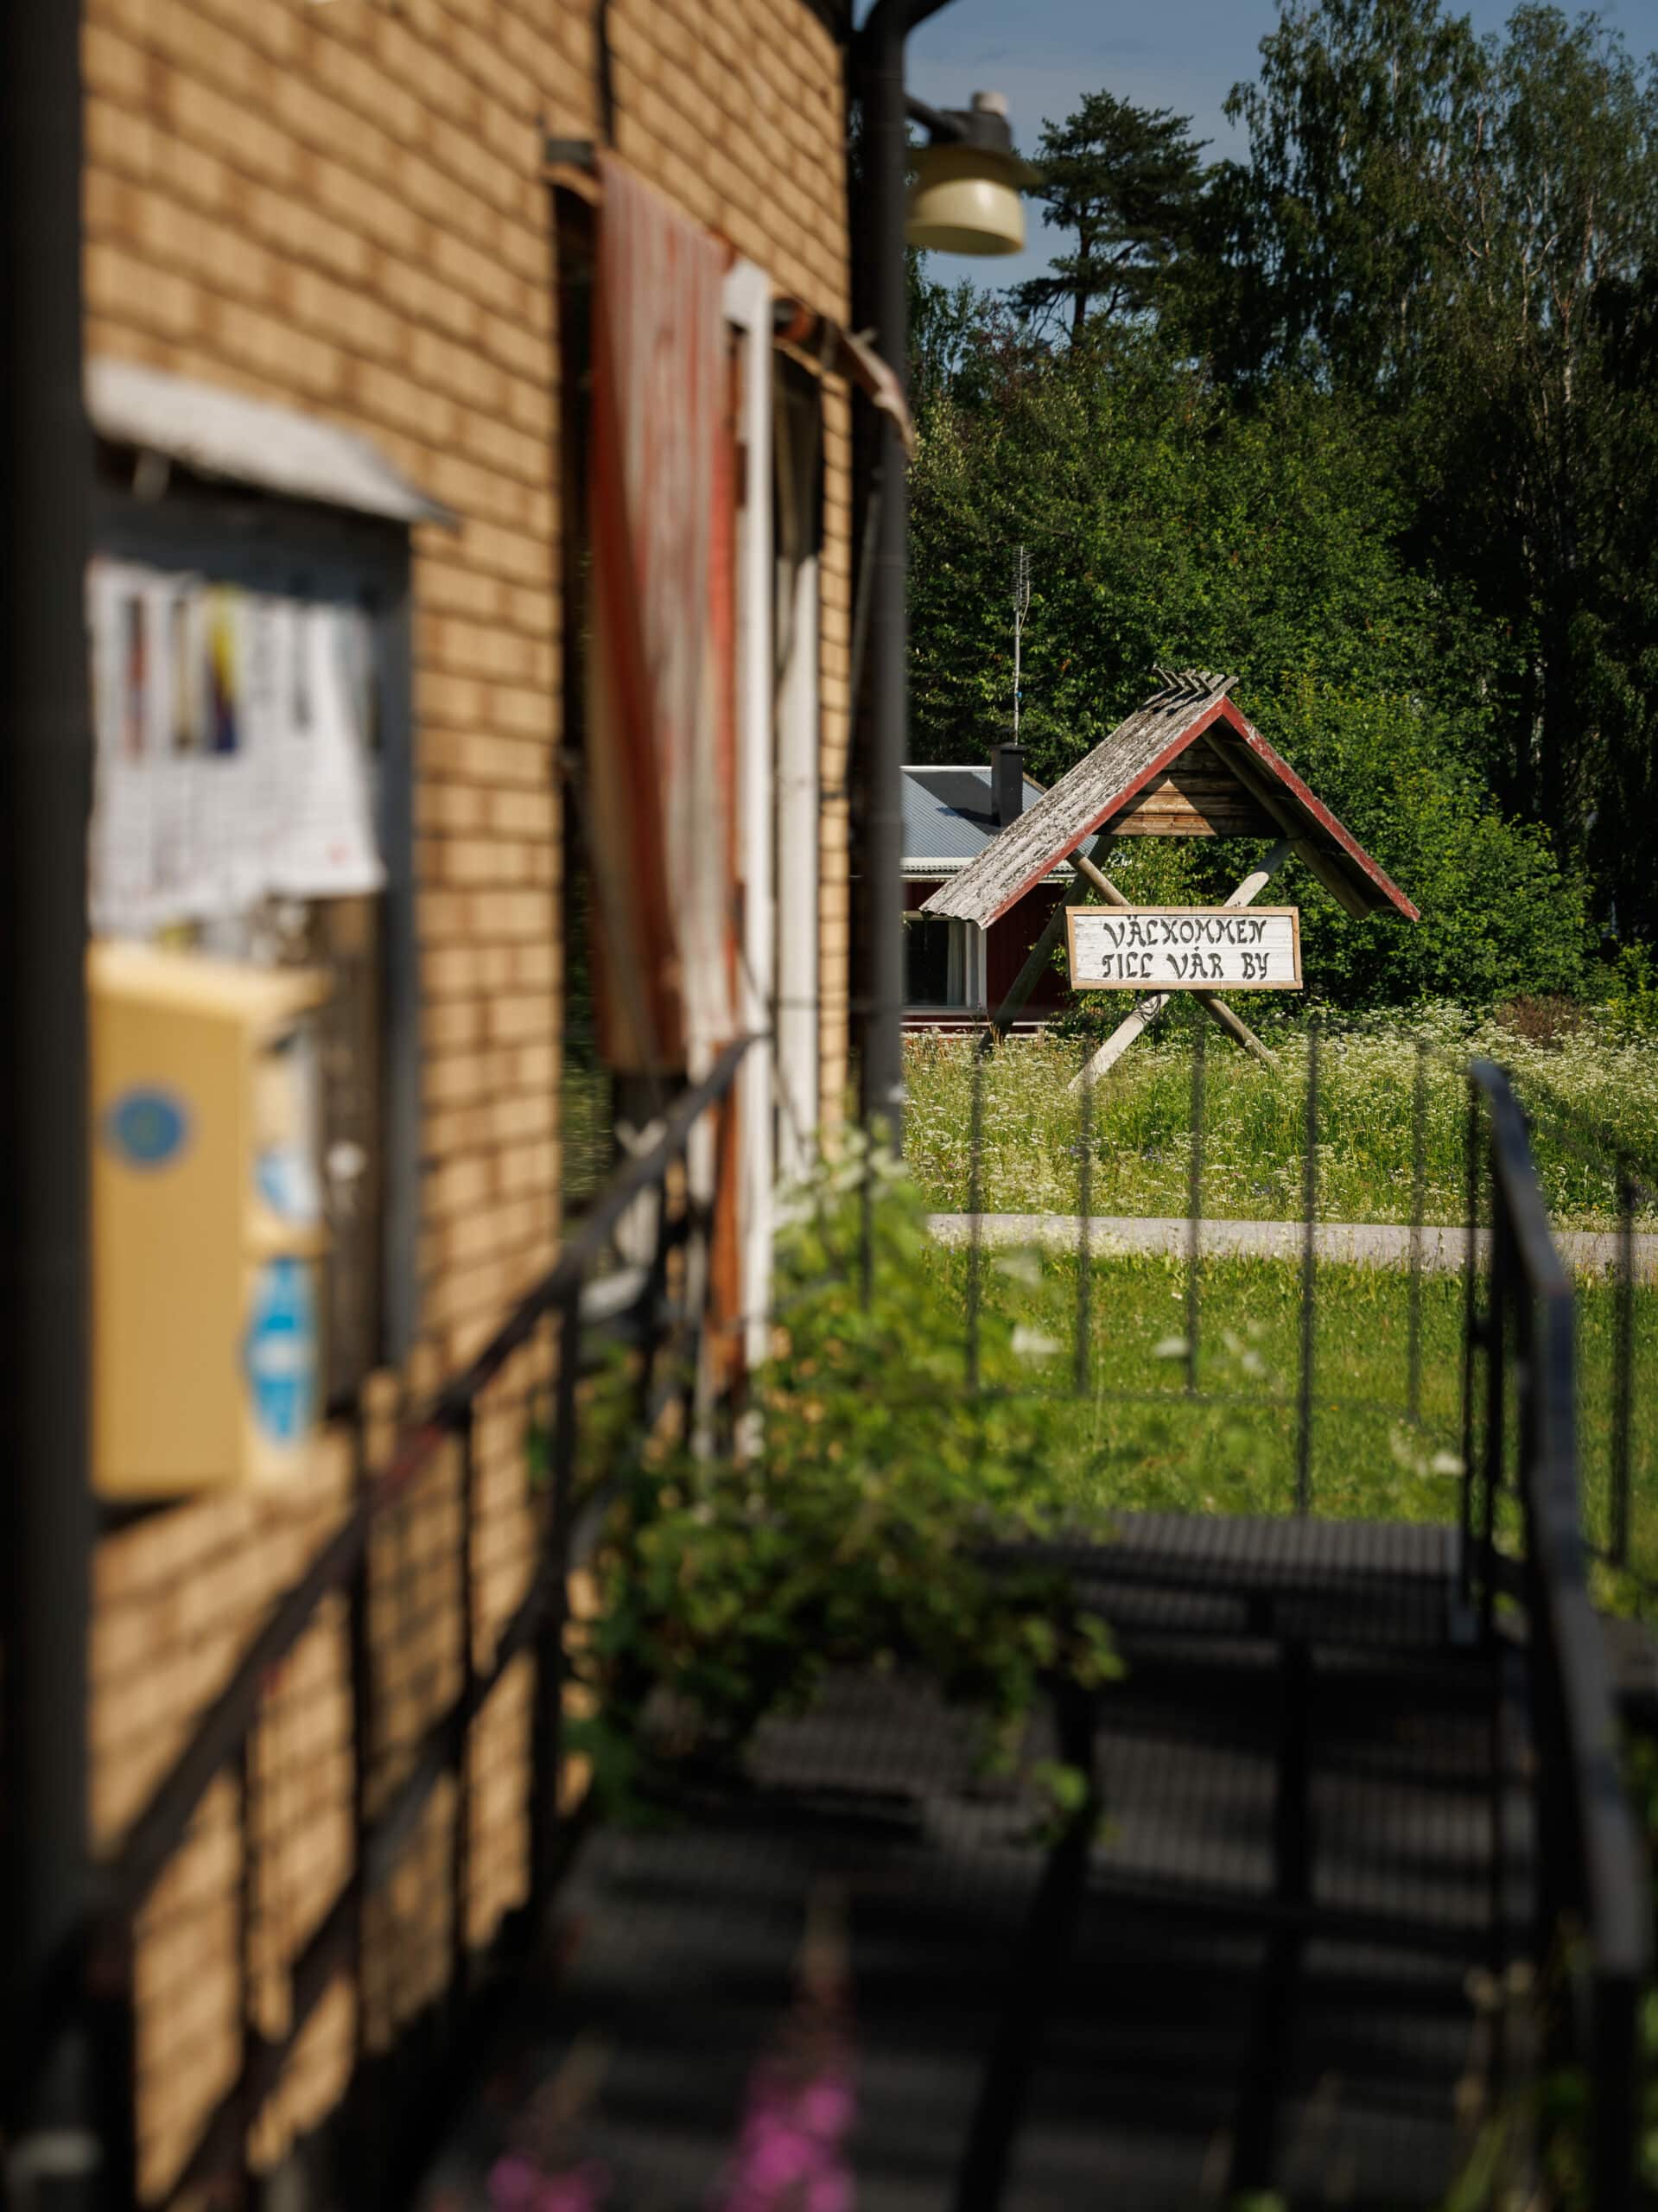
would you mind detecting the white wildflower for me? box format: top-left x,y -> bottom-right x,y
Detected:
1011,1325 -> 1062,1360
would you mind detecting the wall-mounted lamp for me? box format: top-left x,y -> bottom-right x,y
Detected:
905,91 -> 1040,257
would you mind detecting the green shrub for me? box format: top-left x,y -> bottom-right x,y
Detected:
568,1164 -> 1120,1814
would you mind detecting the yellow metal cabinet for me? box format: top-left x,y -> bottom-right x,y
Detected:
90,943 -> 331,1498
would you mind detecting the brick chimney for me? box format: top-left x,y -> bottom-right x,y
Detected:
993,741 -> 1025,829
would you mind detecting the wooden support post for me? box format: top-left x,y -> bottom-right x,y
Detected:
1069,840 -> 1291,1090
1192,992 -> 1281,1066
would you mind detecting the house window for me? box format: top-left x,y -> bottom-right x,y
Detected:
86,475 -> 418,1406
905,913 -> 954,1006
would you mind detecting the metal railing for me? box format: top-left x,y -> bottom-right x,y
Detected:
1463,1060 -> 1650,2210
43,1037 -> 753,2209
1487,1064 -> 1658,1601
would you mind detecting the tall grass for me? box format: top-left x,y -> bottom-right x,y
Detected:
905,1003 -> 1658,1226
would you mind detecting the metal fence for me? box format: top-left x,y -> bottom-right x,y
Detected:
1493,1065 -> 1658,1605
912,1021 -> 1461,1519
906,1018 -> 1658,1558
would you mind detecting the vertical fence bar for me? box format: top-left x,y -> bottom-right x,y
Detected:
1513,1249 -> 1560,1985
966,1040 -> 987,1393
530,1294 -> 581,1913
450,1405 -> 477,2006
1185,1007 -> 1205,1399
1407,1039 -> 1428,1427
858,1125 -> 874,1315
1612,1169 -> 1635,1571
347,1402 -> 374,2077
1480,1196 -> 1507,1654
1486,1172 -> 1516,2091
1593,1972 -> 1641,2212
236,1728 -> 259,2199
635,1169 -> 671,1430
1459,1078 -> 1483,1615
1074,1069 -> 1092,1399
1294,1024 -> 1320,1515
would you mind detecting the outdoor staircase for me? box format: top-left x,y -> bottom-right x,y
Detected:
420,1515 -> 1506,2210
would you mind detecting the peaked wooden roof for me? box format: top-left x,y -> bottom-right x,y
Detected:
920,671 -> 1420,927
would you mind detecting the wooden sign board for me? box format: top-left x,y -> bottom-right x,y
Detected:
1067,906 -> 1302,991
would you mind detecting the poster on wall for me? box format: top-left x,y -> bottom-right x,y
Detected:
87,558 -> 385,938
267,603 -> 384,899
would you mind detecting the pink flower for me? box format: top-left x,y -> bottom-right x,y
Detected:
797,2076 -> 855,2140
715,2056 -> 856,2212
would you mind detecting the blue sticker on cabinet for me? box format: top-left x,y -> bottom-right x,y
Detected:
244,1257 -> 317,1446
105,1085 -> 191,1170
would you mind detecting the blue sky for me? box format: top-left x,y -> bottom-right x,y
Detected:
889,0 -> 1658,295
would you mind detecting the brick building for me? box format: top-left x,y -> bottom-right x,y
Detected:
72,0 -> 861,2196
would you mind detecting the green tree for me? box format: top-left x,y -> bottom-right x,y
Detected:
909,334 -> 1499,783
1012,92 -> 1208,340
1416,9 -> 1658,887
906,327 -> 1591,1007
1180,0 -> 1488,391
1182,1 -> 1658,932
908,263 -> 1040,412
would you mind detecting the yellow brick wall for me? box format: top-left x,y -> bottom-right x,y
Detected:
82,0 -> 853,2193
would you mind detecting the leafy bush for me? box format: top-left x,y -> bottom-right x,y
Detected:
1598,944 -> 1658,1039
569,1165 -> 1120,1813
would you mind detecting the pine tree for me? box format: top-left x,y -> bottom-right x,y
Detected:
1011,92 -> 1208,341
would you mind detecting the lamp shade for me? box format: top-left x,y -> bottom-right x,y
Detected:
906,143 -> 1029,257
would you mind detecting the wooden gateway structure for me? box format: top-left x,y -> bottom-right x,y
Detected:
919,670 -> 1419,1082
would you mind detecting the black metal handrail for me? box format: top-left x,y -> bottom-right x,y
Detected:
1465,1059 -> 1650,2209
57,1035 -> 754,2208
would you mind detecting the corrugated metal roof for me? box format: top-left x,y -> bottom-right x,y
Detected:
902,765 -> 1054,871
919,672 -> 1419,926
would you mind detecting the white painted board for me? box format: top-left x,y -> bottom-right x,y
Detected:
1067,906 -> 1302,991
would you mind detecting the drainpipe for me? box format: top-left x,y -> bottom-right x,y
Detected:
1,2 -> 99,2204
854,0 -> 958,1151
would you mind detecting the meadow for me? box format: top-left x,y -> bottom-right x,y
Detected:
904,1003 -> 1658,1227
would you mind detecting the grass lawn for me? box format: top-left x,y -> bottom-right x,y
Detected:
887,1239 -> 1658,1578
931,1247 -> 1467,1519
904,1007 -> 1658,1226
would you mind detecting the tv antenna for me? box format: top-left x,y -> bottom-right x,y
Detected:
1012,544 -> 1032,741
